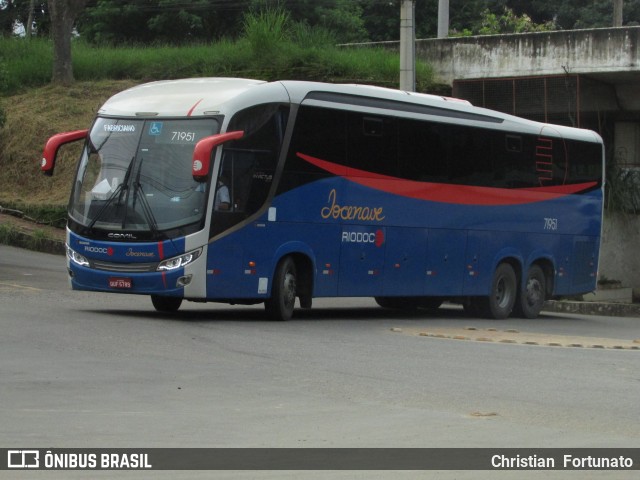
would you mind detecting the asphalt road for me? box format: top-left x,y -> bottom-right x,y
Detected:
1,245 -> 639,479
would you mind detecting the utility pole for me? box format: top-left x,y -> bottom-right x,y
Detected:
399,0 -> 416,92
613,0 -> 623,27
438,0 -> 450,38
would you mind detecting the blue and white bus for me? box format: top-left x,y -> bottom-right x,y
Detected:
42,78 -> 604,320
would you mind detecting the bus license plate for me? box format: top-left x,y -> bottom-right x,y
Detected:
109,277 -> 132,289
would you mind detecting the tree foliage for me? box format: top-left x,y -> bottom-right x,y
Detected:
4,0 -> 639,48
0,0 -> 49,36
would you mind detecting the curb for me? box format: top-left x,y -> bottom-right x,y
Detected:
2,230 -> 66,256
543,300 -> 640,318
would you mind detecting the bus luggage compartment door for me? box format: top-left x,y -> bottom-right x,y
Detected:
337,225 -> 386,296
425,229 -> 467,297
382,227 -> 428,296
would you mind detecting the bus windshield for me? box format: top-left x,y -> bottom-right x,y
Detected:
69,117 -> 219,236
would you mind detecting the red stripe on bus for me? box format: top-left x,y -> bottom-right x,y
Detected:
187,99 -> 203,116
297,152 -> 597,206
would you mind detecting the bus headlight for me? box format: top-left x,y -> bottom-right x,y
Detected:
157,248 -> 202,272
66,245 -> 90,267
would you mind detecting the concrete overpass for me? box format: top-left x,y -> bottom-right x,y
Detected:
417,26 -> 640,112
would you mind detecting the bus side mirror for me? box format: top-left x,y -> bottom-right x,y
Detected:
192,130 -> 244,182
41,129 -> 89,176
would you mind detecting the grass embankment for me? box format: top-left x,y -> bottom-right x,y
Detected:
0,80 -> 138,224
0,9 -> 436,223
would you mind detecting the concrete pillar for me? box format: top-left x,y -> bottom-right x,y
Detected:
399,0 -> 416,92
613,0 -> 623,27
438,0 -> 450,38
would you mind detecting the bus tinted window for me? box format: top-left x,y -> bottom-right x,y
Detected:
279,106 -> 347,193
566,139 -> 603,185
347,114 -> 398,177
283,105 -> 602,194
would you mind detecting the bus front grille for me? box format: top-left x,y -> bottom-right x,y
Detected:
92,260 -> 158,273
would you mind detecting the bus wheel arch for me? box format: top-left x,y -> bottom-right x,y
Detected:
265,253 -> 314,320
480,260 -> 519,319
290,252 -> 313,309
514,260 -> 554,319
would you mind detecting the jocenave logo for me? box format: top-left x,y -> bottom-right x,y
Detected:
320,189 -> 385,222
125,248 -> 155,258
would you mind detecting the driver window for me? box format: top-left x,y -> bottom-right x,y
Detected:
210,103 -> 289,236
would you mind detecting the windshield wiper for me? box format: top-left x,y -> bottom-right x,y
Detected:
132,158 -> 160,238
87,157 -> 135,231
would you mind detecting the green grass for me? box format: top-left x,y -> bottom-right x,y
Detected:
0,35 -> 434,96
0,223 -> 19,245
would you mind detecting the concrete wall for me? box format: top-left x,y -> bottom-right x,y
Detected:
415,26 -> 640,85
600,213 -> 640,287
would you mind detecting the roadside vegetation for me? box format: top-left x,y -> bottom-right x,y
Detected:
0,7 -> 435,222
0,7 -> 433,97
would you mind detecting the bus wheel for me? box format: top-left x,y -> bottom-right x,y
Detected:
514,265 -> 546,319
151,295 -> 182,313
265,256 -> 297,321
487,263 -> 517,319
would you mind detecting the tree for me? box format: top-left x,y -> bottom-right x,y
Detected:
0,0 -> 18,36
48,0 -> 87,85
77,0 -> 248,44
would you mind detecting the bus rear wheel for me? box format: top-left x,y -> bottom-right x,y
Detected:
151,295 -> 182,313
514,265 -> 546,319
486,263 -> 517,319
265,256 -> 297,321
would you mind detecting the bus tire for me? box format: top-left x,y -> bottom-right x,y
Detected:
265,256 -> 297,321
486,263 -> 517,319
514,265 -> 546,319
151,295 -> 182,313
